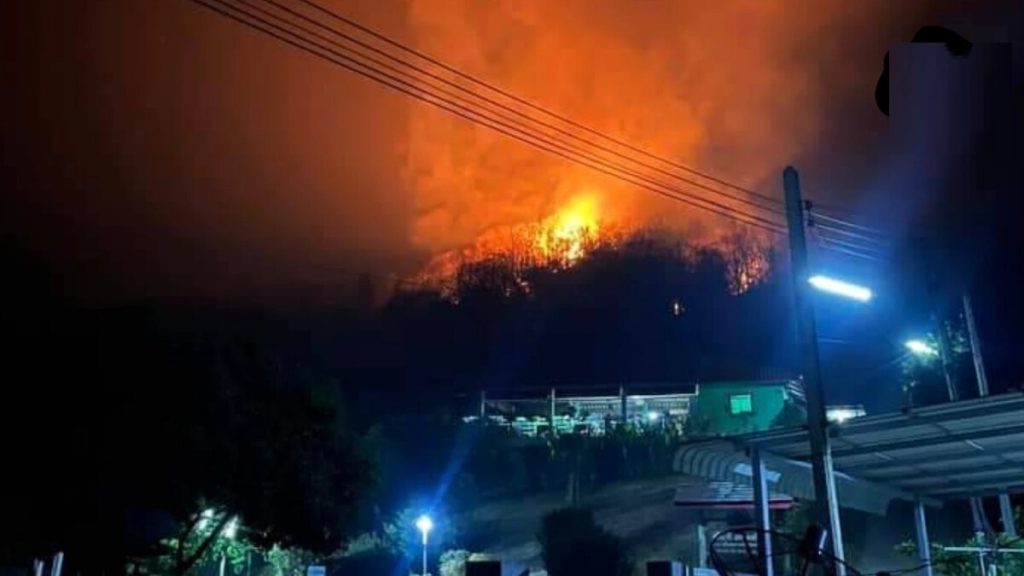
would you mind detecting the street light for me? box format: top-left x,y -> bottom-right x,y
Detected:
905,339 -> 939,357
415,515 -> 433,576
808,275 -> 873,302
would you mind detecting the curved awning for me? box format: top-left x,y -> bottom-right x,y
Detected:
732,392 -> 1024,501
674,393 -> 1024,514
672,439 -> 928,515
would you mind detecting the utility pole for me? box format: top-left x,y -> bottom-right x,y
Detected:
783,167 -> 845,574
963,292 -> 1016,537
963,293 -> 989,396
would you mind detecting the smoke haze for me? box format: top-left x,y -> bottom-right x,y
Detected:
3,0 -> 992,305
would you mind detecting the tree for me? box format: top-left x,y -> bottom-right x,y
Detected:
2,306 -> 374,575
150,326 -> 374,574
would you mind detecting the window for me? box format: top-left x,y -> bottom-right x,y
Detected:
729,393 -> 753,415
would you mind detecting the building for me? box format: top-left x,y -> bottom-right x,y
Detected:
466,379 -> 821,437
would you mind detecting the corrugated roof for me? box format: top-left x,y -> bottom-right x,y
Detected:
673,481 -> 794,509
731,392 -> 1024,501
672,439 -> 916,515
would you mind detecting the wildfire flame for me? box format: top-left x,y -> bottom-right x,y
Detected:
534,195 -> 600,266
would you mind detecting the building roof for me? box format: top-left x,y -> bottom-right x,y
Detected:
673,481 -> 794,510
674,392 -> 1024,511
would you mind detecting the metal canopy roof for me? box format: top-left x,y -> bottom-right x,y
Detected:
731,392 -> 1024,502
672,439 -> 919,514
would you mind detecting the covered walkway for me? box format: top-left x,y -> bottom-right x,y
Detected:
673,392 -> 1024,575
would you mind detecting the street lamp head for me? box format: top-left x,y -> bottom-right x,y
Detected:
808,275 -> 873,302
415,515 -> 433,536
646,410 -> 660,423
905,339 -> 939,357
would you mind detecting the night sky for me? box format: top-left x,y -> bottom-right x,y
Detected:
3,1 -> 1024,390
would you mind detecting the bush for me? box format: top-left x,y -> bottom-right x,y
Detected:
538,507 -> 630,576
896,532 -> 1024,576
439,549 -> 471,576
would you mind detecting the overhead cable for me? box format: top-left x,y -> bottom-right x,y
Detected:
294,0 -> 782,210
260,0 -> 784,216
190,0 -> 787,235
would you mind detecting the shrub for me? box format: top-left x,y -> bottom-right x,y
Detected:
439,549 -> 471,576
538,507 -> 630,576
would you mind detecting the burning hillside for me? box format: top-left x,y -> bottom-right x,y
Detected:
396,0 -> 860,295
413,193 -> 773,296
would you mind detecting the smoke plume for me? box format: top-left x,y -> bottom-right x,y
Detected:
401,0 -> 928,256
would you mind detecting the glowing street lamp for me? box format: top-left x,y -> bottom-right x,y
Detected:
808,275 -> 873,302
905,339 -> 939,357
415,515 -> 433,576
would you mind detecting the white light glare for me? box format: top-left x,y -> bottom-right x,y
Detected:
905,339 -> 939,356
415,515 -> 433,535
808,275 -> 873,302
827,408 -> 863,424
647,411 -> 661,422
223,517 -> 238,539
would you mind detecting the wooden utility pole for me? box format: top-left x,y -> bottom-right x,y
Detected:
783,167 -> 845,574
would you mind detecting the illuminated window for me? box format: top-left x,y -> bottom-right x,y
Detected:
729,393 -> 753,415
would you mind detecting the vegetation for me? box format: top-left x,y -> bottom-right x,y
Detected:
3,231 -> 791,574
896,532 -> 1024,576
538,507 -> 631,576
900,320 -> 976,407
2,303 -> 374,574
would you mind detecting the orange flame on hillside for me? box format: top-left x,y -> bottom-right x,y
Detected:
412,190 -> 771,297
414,193 -> 623,287
397,0 -> 827,297
534,195 -> 601,265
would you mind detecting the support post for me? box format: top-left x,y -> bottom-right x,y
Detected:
999,491 -> 1017,538
619,385 -> 628,425
964,291 -> 1002,536
550,388 -> 557,433
751,448 -> 774,576
783,167 -> 843,573
824,449 -> 846,575
479,390 -> 487,420
914,501 -> 935,576
50,553 -> 63,576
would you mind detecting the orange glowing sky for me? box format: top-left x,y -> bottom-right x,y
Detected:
5,0 -> 994,305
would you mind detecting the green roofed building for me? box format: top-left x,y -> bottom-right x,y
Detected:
690,379 -> 807,437
468,379 -> 810,437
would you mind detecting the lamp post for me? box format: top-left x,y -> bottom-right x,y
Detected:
415,515 -> 433,576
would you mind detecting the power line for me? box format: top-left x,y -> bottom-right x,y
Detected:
258,0 -> 784,217
809,209 -> 891,238
226,0 -> 786,231
293,0 -> 781,210
811,226 -> 884,263
814,234 -> 885,255
190,0 -> 787,235
811,221 -> 889,247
